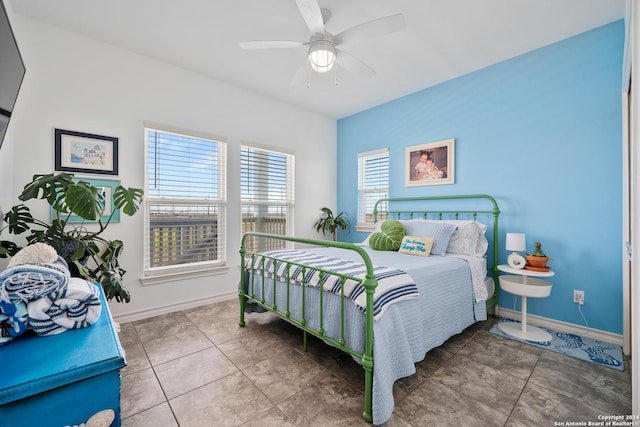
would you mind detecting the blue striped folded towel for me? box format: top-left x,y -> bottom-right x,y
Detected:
0,256 -> 70,304
0,299 -> 28,346
249,249 -> 418,320
27,278 -> 102,337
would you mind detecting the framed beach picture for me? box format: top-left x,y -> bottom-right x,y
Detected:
54,128 -> 119,175
405,139 -> 455,187
50,178 -> 121,224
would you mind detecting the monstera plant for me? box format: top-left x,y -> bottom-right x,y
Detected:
0,173 -> 144,303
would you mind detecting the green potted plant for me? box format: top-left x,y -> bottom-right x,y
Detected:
524,240 -> 550,271
0,172 -> 144,303
313,207 -> 350,241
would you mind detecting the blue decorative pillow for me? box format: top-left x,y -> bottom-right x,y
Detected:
400,221 -> 457,256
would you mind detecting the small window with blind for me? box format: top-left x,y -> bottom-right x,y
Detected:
241,143 -> 294,253
143,125 -> 227,280
357,148 -> 389,230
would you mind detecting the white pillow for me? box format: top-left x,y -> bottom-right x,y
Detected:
419,219 -> 489,256
360,220 -> 383,246
399,220 -> 457,256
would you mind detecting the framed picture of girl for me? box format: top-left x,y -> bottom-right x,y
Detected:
405,139 -> 455,187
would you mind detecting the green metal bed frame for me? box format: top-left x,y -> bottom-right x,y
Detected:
239,194 -> 500,423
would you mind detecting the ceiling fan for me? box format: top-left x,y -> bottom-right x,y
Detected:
239,0 -> 405,84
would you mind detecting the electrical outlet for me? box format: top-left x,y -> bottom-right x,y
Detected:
573,290 -> 585,305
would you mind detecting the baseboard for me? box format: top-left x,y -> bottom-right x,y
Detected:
496,307 -> 623,347
112,291 -> 238,324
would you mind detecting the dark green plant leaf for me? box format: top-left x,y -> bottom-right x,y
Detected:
102,240 -> 124,266
65,181 -> 105,220
4,204 -> 34,234
113,186 -> 144,216
0,241 -> 20,258
69,241 -> 86,262
19,173 -> 73,209
72,260 -> 92,278
85,240 -> 101,257
99,268 -> 130,303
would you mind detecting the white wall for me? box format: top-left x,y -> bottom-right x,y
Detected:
0,120 -> 14,273
0,0 -> 17,271
4,15 -> 337,321
624,0 -> 639,414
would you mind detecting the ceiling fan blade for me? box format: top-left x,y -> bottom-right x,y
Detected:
290,61 -> 310,87
240,41 -> 306,50
337,49 -> 375,79
295,0 -> 325,34
334,14 -> 406,46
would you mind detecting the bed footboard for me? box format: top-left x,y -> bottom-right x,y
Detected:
239,232 -> 376,423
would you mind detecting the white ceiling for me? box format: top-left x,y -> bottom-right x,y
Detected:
10,0 -> 626,119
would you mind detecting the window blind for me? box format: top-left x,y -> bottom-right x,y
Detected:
241,144 -> 294,252
144,128 -> 227,271
358,149 -> 389,224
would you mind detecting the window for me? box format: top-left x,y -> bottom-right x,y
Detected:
357,148 -> 389,228
241,143 -> 294,252
144,126 -> 227,276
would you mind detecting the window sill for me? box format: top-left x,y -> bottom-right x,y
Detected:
355,223 -> 375,233
140,264 -> 230,286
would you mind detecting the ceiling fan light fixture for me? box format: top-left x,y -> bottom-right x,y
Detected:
308,39 -> 336,73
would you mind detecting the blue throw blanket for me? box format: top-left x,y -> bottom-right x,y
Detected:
27,278 -> 102,337
0,256 -> 70,304
248,249 -> 419,320
0,300 -> 28,346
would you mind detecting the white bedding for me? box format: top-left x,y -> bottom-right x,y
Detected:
444,253 -> 488,301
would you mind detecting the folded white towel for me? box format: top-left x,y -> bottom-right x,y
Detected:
27,278 -> 102,336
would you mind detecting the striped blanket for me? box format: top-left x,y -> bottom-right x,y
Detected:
0,300 -> 28,346
27,278 -> 102,337
247,249 -> 418,320
0,256 -> 70,304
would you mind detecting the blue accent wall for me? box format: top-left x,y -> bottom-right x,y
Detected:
337,21 -> 624,334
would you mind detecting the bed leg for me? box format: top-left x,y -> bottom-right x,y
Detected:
239,294 -> 246,327
362,354 -> 373,423
303,330 -> 308,352
239,246 -> 247,327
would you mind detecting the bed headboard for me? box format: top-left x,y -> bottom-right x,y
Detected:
372,194 -> 500,310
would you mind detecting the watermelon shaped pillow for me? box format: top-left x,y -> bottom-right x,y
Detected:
369,220 -> 406,251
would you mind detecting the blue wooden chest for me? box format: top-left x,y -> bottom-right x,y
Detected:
0,285 -> 126,427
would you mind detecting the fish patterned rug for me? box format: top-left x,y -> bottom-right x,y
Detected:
490,318 -> 624,371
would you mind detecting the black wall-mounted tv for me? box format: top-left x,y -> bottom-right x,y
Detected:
0,0 -> 25,152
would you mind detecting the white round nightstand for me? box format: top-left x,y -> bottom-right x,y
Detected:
497,264 -> 555,342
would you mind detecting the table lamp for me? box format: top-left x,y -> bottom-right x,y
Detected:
506,233 -> 526,269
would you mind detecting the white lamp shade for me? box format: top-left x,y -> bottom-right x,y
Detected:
505,233 -> 526,252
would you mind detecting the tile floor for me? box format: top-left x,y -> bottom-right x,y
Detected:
118,299 -> 632,426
